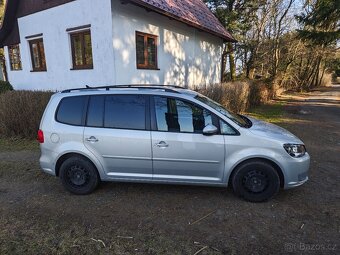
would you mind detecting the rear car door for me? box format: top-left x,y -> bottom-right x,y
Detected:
83,94 -> 152,180
151,96 -> 225,184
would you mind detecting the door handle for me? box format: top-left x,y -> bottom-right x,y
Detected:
156,141 -> 169,148
86,136 -> 99,143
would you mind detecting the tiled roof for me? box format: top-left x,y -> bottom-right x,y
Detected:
128,0 -> 235,41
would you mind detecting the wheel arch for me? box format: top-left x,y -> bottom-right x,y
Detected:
55,152 -> 100,179
228,157 -> 285,188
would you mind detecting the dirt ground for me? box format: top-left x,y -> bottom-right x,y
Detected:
0,86 -> 339,255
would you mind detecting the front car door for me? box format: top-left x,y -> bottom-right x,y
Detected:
83,94 -> 152,180
151,96 -> 225,184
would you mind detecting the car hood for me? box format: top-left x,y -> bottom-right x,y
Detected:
247,117 -> 303,144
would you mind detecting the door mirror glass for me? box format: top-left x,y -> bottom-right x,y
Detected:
203,124 -> 218,136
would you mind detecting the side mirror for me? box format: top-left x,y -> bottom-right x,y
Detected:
203,124 -> 218,136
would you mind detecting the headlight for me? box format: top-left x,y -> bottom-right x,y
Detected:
283,144 -> 306,158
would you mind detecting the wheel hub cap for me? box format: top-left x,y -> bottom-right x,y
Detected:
243,170 -> 269,193
67,165 -> 89,186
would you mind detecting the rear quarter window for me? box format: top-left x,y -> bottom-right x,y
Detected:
56,96 -> 88,126
87,96 -> 105,127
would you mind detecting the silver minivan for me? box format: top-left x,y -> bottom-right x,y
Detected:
38,85 -> 310,202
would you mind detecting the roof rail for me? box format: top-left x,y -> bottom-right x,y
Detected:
61,84 -> 186,93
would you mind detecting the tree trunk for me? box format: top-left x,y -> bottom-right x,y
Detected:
220,44 -> 228,83
312,57 -> 322,88
273,39 -> 280,77
318,66 -> 326,87
246,52 -> 254,79
228,42 -> 236,81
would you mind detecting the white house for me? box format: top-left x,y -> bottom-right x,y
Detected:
0,0 -> 235,91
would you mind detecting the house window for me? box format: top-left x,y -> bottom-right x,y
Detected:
70,30 -> 93,69
8,45 -> 22,71
29,38 -> 47,72
136,31 -> 158,69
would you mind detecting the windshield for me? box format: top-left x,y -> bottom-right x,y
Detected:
195,94 -> 251,128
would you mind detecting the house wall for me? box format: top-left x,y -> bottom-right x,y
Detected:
5,0 -> 115,91
111,0 -> 223,88
5,0 -> 223,90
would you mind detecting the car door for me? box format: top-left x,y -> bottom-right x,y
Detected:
151,96 -> 225,183
83,94 -> 152,180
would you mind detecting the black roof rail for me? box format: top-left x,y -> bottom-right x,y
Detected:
61,84 -> 186,93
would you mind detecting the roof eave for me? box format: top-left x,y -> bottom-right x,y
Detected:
122,0 -> 236,42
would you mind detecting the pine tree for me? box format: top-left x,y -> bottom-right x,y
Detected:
296,0 -> 340,46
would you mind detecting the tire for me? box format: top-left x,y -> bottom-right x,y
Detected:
232,160 -> 280,202
59,156 -> 100,195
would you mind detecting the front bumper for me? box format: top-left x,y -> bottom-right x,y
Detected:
282,153 -> 310,189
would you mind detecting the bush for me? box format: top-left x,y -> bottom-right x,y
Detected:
319,72 -> 332,87
0,91 -> 53,139
0,81 -> 14,94
196,80 -> 272,113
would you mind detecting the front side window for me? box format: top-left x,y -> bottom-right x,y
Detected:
29,38 -> 47,71
8,44 -> 22,71
220,120 -> 238,135
136,31 -> 158,69
154,96 -> 214,133
56,96 -> 88,126
70,30 -> 93,69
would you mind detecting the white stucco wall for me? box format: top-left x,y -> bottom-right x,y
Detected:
5,0 -> 223,90
5,0 -> 115,91
111,0 -> 223,88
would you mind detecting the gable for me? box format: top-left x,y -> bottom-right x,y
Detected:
0,0 -> 75,47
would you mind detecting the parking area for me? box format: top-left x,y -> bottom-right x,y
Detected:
0,86 -> 339,254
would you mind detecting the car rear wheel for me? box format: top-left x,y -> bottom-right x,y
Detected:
232,160 -> 280,202
60,156 -> 100,195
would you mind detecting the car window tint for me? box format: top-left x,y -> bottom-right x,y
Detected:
87,96 -> 105,127
154,96 -> 213,133
56,96 -> 87,126
104,95 -> 146,130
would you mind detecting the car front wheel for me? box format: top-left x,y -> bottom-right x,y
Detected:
232,160 -> 280,202
60,156 -> 100,195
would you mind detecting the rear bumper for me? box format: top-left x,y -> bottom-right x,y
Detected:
282,153 -> 310,189
39,148 -> 57,176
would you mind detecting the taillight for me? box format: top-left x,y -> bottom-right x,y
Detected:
37,129 -> 44,143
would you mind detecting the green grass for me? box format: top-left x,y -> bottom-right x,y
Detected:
0,137 -> 38,152
247,102 -> 284,123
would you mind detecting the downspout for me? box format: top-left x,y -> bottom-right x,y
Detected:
192,28 -> 196,89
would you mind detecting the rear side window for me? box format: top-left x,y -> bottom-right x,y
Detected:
87,96 -> 105,127
56,96 -> 87,126
104,95 -> 146,130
